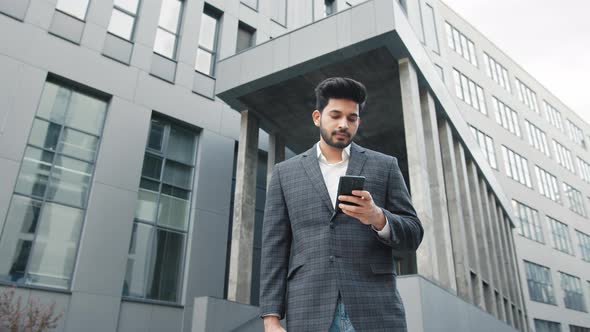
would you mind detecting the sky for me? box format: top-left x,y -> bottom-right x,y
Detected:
441,0 -> 590,125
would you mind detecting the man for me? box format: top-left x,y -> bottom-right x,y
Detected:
260,77 -> 423,331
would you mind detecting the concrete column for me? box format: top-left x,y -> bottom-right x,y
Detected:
227,110 -> 259,303
453,142 -> 485,310
488,197 -> 508,322
398,58 -> 437,281
496,205 -> 513,303
437,119 -> 472,302
419,87 -> 456,292
267,133 -> 285,188
505,218 -> 519,303
479,185 -> 502,291
508,227 -> 528,332
466,161 -> 496,316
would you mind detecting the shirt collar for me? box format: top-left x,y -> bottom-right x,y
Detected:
316,142 -> 351,163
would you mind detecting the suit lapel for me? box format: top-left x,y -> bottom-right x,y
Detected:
301,143 -> 335,214
346,142 -> 367,176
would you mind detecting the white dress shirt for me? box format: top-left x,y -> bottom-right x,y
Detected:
316,143 -> 391,238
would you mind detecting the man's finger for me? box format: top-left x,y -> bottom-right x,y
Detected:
352,190 -> 373,201
338,195 -> 367,206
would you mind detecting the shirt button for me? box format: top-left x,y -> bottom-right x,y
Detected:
330,223 -> 335,229
329,255 -> 335,262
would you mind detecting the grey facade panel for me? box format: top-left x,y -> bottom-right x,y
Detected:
192,71 -> 216,99
150,53 -> 177,83
102,33 -> 134,65
0,0 -> 29,21
64,292 -> 121,332
48,10 -> 85,45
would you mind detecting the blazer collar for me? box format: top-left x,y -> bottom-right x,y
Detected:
301,142 -> 367,214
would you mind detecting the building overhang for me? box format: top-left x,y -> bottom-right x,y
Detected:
215,0 -> 516,227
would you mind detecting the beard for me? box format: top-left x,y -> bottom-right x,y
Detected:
320,124 -> 352,149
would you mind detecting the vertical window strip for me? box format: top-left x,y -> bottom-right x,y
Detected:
534,165 -> 561,203
524,261 -> 556,304
560,272 -> 587,312
0,80 -> 109,290
548,217 -> 573,255
524,120 -> 550,157
577,157 -> 590,183
483,52 -> 511,92
576,230 -> 590,262
123,117 -> 198,303
445,22 -> 477,66
512,200 -> 544,243
153,0 -> 184,59
107,0 -> 140,41
453,68 -> 486,114
543,101 -> 564,132
553,140 -> 576,173
470,125 -> 497,169
562,182 -> 586,217
501,146 -> 532,187
195,7 -> 221,76
566,119 -> 586,148
492,97 -> 520,137
515,78 -> 539,113
534,319 -> 561,332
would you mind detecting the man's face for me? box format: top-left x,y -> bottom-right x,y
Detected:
313,98 -> 361,149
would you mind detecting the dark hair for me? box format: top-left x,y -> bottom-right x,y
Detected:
314,77 -> 367,112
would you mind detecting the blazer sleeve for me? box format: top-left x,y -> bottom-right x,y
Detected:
374,157 -> 424,251
259,163 -> 292,319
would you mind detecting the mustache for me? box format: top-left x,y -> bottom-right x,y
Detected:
332,130 -> 350,137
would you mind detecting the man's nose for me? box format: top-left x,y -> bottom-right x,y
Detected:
337,118 -> 349,129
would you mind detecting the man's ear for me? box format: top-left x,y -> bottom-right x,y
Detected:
312,110 -> 321,127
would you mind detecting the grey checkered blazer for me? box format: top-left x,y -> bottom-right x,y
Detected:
260,142 -> 423,331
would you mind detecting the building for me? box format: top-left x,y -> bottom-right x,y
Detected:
0,0 -> 587,331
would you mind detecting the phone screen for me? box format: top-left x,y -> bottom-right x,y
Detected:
335,175 -> 365,213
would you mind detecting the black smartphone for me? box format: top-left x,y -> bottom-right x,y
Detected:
335,175 -> 365,213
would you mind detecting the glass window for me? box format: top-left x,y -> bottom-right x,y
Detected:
560,272 -> 587,312
515,78 -> 539,113
0,80 -> 108,290
534,165 -> 561,203
563,182 -> 586,216
570,325 -> 590,332
492,97 -> 520,137
453,68 -> 486,115
548,217 -> 573,255
236,22 -> 256,53
512,200 -> 543,243
501,146 -> 532,188
553,140 -> 575,173
534,319 -> 561,332
324,0 -> 336,17
470,126 -> 497,169
55,0 -> 90,20
524,120 -> 550,157
543,101 -> 563,132
524,260 -> 556,304
108,0 -> 140,41
422,4 -> 439,53
154,0 -> 184,59
195,8 -> 221,76
484,53 -> 511,93
271,0 -> 287,25
577,230 -> 590,262
123,117 -> 198,303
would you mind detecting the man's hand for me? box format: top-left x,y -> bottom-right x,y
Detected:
263,316 -> 286,332
338,190 -> 386,230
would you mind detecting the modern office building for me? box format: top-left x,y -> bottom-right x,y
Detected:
0,0 -> 587,331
